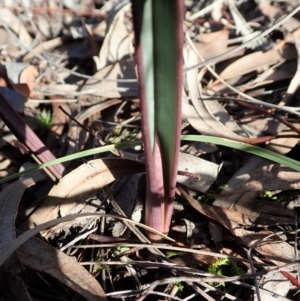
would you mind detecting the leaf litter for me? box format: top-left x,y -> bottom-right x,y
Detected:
2,0 -> 300,300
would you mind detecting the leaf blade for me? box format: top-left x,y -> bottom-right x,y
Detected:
181,135 -> 300,172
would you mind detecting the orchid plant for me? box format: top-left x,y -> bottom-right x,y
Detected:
131,0 -> 184,240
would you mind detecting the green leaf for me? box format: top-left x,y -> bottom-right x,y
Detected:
153,1 -> 179,184
0,140 -> 140,183
3,134 -> 300,186
132,0 -> 183,238
140,0 -> 155,149
181,135 -> 300,172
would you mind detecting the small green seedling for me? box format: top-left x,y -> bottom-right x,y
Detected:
37,109 -> 52,130
112,247 -> 131,258
166,250 -> 185,258
96,255 -> 111,273
207,258 -> 244,287
174,281 -> 184,293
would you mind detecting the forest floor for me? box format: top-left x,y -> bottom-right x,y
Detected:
1,1 -> 300,301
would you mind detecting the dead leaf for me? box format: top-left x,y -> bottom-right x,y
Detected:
178,186 -> 253,230
180,141 -> 218,156
23,37 -> 64,63
213,126 -> 300,210
179,187 -> 297,265
0,8 -> 32,45
98,3 -> 133,69
172,250 -> 217,266
255,271 -> 290,301
234,228 -> 296,266
243,119 -> 286,137
0,179 -> 33,256
246,61 -> 296,91
211,45 -> 297,84
184,46 -> 273,144
177,152 -> 220,192
22,159 -> 145,231
208,220 -> 223,252
214,161 -> 300,222
260,3 -> 300,32
194,29 -> 229,61
0,62 -> 36,112
17,232 -> 106,301
45,102 -> 68,150
108,173 -> 143,237
0,169 -> 45,259
185,46 -> 244,138
5,63 -> 38,97
0,169 -> 46,299
67,99 -> 122,156
226,164 -> 300,195
33,57 -> 138,99
79,57 -> 138,99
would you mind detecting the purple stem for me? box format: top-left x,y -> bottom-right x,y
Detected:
0,92 -> 65,180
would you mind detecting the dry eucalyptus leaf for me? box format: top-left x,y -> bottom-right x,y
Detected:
23,37 -> 64,62
261,2 -> 300,32
0,8 -> 32,45
5,63 -> 38,98
108,173 -> 143,237
37,14 -> 52,38
234,228 -> 296,266
179,186 -> 252,230
79,57 -> 138,99
246,62 -> 296,91
0,62 -> 38,111
45,102 -> 68,150
213,45 -> 297,83
213,156 -> 266,209
203,98 -> 246,135
177,152 -> 220,192
180,141 -> 218,156
98,3 -> 133,69
35,57 -> 138,99
0,170 -> 45,299
208,220 -> 223,252
216,163 -> 300,197
180,188 -> 297,265
0,168 -> 45,259
23,158 -> 144,231
194,28 -> 229,61
67,100 -> 122,156
238,164 -> 300,193
244,119 -> 286,137
184,46 -> 257,142
42,198 -> 103,241
214,125 -> 300,212
0,179 -> 34,257
17,232 -> 106,301
254,271 -> 290,301
0,27 -> 16,47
